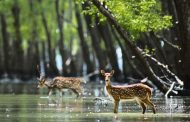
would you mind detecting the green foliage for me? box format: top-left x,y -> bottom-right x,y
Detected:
144,45 -> 155,55
0,0 -> 80,54
0,0 -> 13,12
78,0 -> 172,40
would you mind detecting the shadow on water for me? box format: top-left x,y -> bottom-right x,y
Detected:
0,83 -> 190,122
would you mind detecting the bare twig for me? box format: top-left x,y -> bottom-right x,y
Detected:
153,33 -> 181,50
143,52 -> 183,85
165,82 -> 178,98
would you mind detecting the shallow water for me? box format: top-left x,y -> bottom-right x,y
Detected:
0,95 -> 190,122
0,83 -> 190,122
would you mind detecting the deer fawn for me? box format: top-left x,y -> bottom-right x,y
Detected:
101,70 -> 156,114
37,75 -> 85,98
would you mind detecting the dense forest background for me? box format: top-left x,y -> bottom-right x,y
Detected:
0,0 -> 190,95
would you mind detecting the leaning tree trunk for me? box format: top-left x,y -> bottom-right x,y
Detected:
75,4 -> 95,76
96,22 -> 123,81
142,32 -> 168,75
83,2 -> 108,70
0,13 -> 10,74
174,0 -> 190,90
38,0 -> 58,76
91,0 -> 168,93
11,1 -> 24,76
111,25 -> 144,78
85,16 -> 107,70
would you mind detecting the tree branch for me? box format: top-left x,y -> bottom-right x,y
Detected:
143,52 -> 183,85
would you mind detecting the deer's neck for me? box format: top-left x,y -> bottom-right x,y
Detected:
105,80 -> 112,88
105,80 -> 113,97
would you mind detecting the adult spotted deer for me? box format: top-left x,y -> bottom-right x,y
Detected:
101,70 -> 156,114
37,75 -> 84,98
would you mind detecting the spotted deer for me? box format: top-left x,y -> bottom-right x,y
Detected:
101,70 -> 156,114
37,75 -> 85,97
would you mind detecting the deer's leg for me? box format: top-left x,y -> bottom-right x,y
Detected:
114,99 -> 120,113
48,89 -> 52,97
71,89 -> 80,98
148,100 -> 156,114
142,99 -> 156,114
77,87 -> 83,94
77,87 -> 83,97
139,101 -> 146,114
59,89 -> 63,97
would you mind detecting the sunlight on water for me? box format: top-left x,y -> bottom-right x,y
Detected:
40,96 -> 49,99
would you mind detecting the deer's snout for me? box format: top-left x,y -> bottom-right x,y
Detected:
105,76 -> 110,82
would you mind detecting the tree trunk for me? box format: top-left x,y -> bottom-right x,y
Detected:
27,0 -> 40,77
85,17 -> 107,70
38,0 -> 58,76
55,0 -> 67,75
11,1 -> 24,76
174,0 -> 190,89
41,41 -> 48,76
24,41 -> 39,77
160,0 -> 181,75
111,25 -> 144,78
83,2 -> 108,70
0,13 -> 10,74
96,22 -> 123,81
75,4 -> 95,75
0,49 -> 2,76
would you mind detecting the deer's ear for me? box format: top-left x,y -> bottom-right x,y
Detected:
110,70 -> 115,76
39,79 -> 45,84
141,77 -> 148,83
100,70 -> 105,76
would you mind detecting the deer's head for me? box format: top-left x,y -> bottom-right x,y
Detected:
37,75 -> 46,88
101,70 -> 114,83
